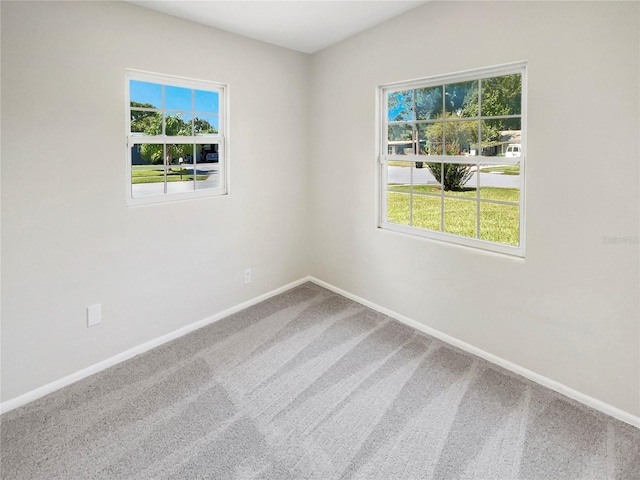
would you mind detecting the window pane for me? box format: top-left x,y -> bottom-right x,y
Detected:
387,192 -> 410,225
388,124 -> 414,155
480,118 -> 521,157
194,90 -> 219,113
130,80 -> 162,109
480,203 -> 519,246
444,120 -> 479,155
165,144 -> 195,192
445,81 -> 478,118
132,167 -> 164,198
413,162 -> 442,194
387,161 -> 411,192
478,164 -> 520,202
443,198 -> 476,238
195,163 -> 221,190
130,110 -> 160,135
415,86 -> 443,120
417,123 -> 443,155
166,168 -> 195,193
413,195 -> 441,231
132,143 -> 164,166
197,144 -> 219,164
422,162 -> 477,194
441,163 -> 477,197
165,85 -> 192,111
379,66 -> 524,255
165,113 -> 192,136
387,90 -> 414,122
194,115 -> 219,135
166,144 -> 192,167
481,74 -> 521,116
182,144 -> 195,165
132,168 -> 164,184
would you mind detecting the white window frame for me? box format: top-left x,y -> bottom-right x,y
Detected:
378,62 -> 527,257
125,69 -> 229,206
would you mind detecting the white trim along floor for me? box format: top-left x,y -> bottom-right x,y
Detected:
1,276 -> 638,430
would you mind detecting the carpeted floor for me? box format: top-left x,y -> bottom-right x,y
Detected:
1,282 -> 639,479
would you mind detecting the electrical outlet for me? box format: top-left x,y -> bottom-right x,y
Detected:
87,304 -> 101,327
244,268 -> 252,284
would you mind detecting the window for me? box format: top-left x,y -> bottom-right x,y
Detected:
126,70 -> 228,205
379,62 -> 526,256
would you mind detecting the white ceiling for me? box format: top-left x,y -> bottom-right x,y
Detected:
126,1 -> 428,54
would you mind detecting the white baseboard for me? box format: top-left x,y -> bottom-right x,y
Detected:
3,275 -> 638,430
0,276 -> 313,415
308,276 -> 640,429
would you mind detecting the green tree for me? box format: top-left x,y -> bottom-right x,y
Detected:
447,81 -> 478,117
193,117 -> 218,134
426,162 -> 474,192
460,74 -> 521,152
387,90 -> 413,122
139,113 -> 192,165
421,75 -> 520,189
130,102 -> 158,133
135,111 -> 218,165
419,121 -> 478,155
421,122 -> 476,190
480,74 -> 521,117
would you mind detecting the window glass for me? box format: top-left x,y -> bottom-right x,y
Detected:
194,115 -> 219,135
412,195 -> 441,231
194,90 -> 219,113
388,124 -> 414,155
479,203 -> 519,246
416,124 -> 442,156
415,86 -> 443,120
126,71 -> 227,205
443,198 -> 477,238
130,110 -> 158,135
481,74 -> 521,116
380,64 -> 525,255
129,80 -> 162,108
387,192 -> 411,226
164,113 -> 193,136
443,120 -> 479,156
165,85 -> 192,111
445,81 -> 478,118
388,90 -> 414,122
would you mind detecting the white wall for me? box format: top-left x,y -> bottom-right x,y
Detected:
308,1 -> 640,416
1,1 -> 310,401
2,0 -> 639,421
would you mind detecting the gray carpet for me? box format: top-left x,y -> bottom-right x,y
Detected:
1,283 -> 639,479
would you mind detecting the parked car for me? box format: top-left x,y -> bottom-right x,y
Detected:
505,144 -> 521,157
205,152 -> 219,163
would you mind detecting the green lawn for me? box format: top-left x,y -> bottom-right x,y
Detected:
387,187 -> 519,246
132,169 -> 208,184
388,162 -> 521,176
389,184 -> 519,202
387,161 -> 437,168
478,165 -> 520,175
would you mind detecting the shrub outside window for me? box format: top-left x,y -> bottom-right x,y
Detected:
126,70 -> 228,205
379,62 -> 526,256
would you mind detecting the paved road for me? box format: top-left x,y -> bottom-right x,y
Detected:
388,166 -> 519,188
